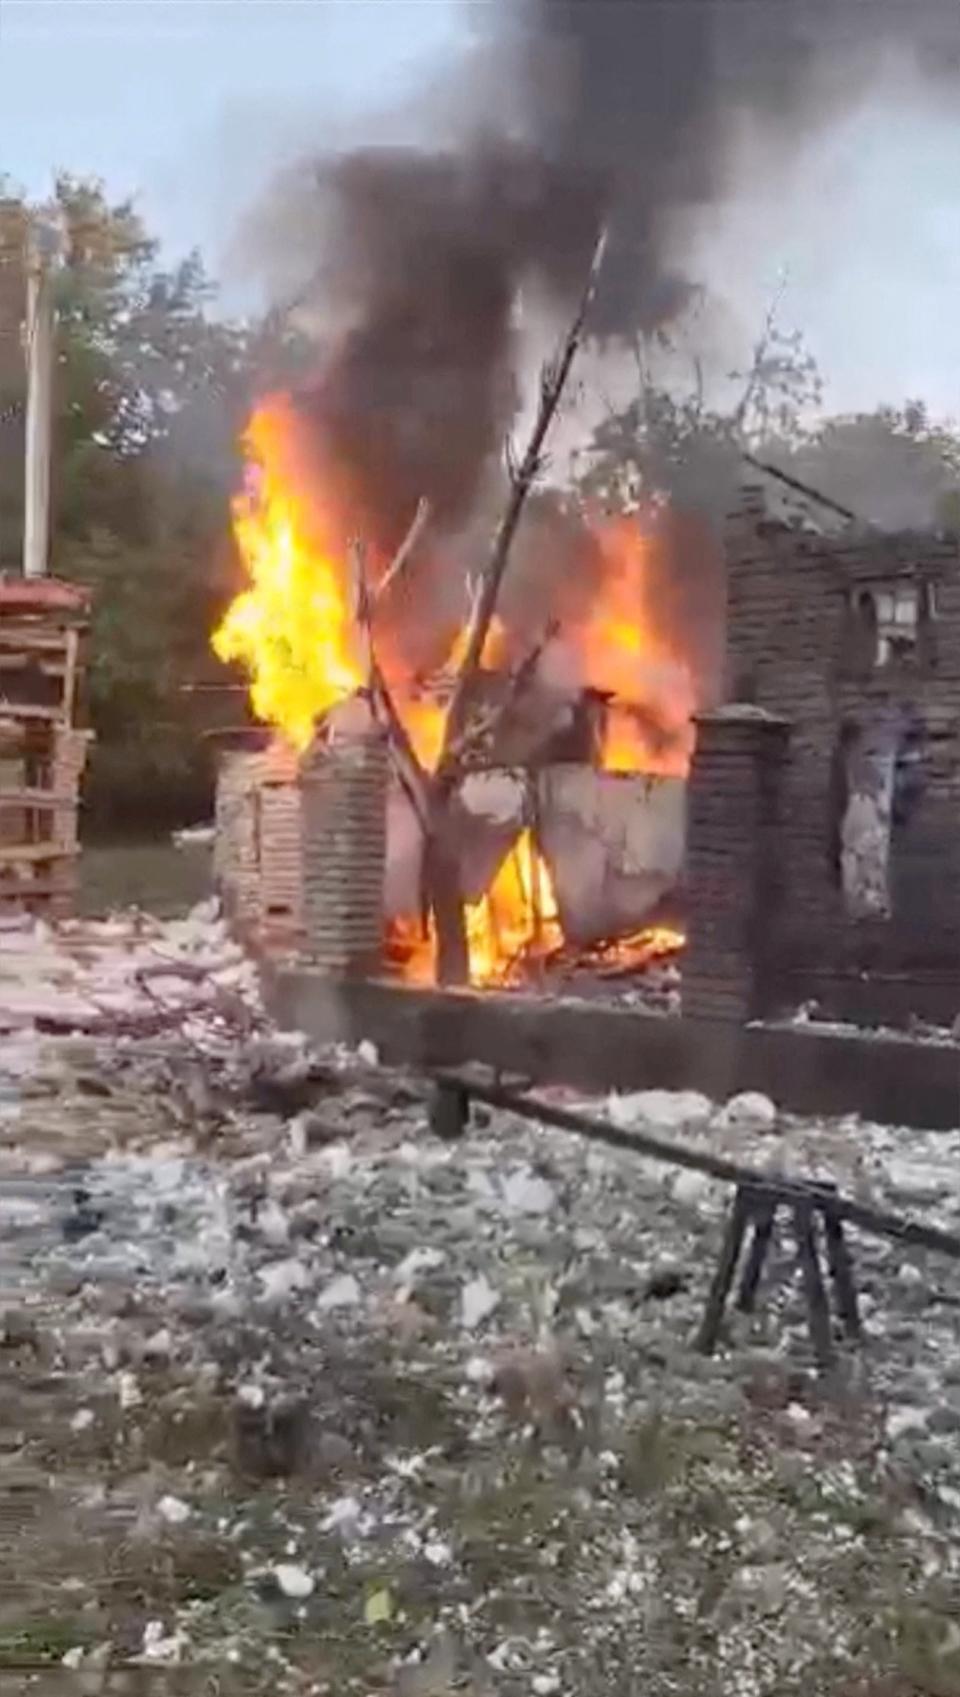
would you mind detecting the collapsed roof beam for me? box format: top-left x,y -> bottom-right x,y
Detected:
741,451 -> 861,526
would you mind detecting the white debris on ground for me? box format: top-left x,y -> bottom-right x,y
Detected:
784,1002 -> 960,1046
0,901 -> 258,1037
2,903 -> 960,1695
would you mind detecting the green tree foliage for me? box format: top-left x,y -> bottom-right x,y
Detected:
0,175 -> 308,834
5,176 -> 960,837
573,319 -> 960,534
783,402 -> 960,531
572,320 -> 823,522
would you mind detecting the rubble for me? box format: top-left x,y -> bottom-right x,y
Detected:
2,900 -> 960,1693
0,900 -> 260,1038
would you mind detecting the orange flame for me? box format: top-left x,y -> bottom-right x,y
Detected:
442,614 -> 509,680
579,519 -> 696,778
385,856 -> 685,989
213,402 -> 692,987
400,615 -> 509,772
400,696 -> 447,775
468,827 -> 563,985
386,829 -> 562,988
211,398 -> 365,752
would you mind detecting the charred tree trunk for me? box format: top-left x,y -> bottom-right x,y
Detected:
361,238 -> 606,988
426,785 -> 470,985
422,232 -> 606,985
438,228 -> 607,775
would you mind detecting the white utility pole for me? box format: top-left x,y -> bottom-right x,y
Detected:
22,219 -> 58,580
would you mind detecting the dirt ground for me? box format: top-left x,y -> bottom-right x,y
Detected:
1,868 -> 959,1695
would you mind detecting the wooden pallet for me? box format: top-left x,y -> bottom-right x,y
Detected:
0,580 -> 90,917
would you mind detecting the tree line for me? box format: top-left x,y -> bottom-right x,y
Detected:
0,175 -> 309,835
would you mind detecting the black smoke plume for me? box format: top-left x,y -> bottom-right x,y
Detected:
278,1 -> 959,561
296,139 -> 599,552
514,0 -> 960,332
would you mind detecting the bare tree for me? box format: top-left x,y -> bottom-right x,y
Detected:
360,231 -> 608,985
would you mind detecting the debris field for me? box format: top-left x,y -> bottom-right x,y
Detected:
1,905 -> 960,1696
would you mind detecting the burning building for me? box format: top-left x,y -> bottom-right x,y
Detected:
206,397 -> 960,1040
205,0 -> 960,1003
204,0 -> 960,999
209,395 -> 689,988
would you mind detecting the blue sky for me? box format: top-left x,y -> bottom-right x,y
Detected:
3,0 -> 960,419
0,1 -> 462,288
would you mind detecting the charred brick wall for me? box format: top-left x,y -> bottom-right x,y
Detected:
684,708 -> 790,1022
686,486 -> 960,1025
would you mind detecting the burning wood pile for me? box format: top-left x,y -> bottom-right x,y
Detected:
209,246 -> 688,990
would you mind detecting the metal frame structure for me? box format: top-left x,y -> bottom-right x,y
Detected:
429,1069 -> 960,1374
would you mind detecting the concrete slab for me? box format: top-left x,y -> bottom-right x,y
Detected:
266,969 -> 960,1130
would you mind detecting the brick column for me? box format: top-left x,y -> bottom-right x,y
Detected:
683,707 -> 791,1023
256,739 -> 303,953
213,749 -> 261,931
300,728 -> 388,975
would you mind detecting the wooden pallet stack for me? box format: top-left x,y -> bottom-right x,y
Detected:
0,576 -> 92,918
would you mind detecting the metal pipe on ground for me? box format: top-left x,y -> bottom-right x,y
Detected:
431,1070 -> 960,1263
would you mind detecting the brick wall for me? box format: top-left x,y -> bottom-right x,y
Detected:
213,730 -> 389,970
213,749 -> 261,930
213,739 -> 303,952
300,731 -> 388,976
684,708 -> 790,1022
255,739 -> 303,952
686,487 -> 960,1025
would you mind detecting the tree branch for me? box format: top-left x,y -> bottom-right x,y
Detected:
437,227 -> 608,779
375,497 -> 431,604
730,270 -> 788,441
442,619 -> 560,772
351,535 -> 431,829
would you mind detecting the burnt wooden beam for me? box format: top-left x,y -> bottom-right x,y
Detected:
740,451 -> 860,525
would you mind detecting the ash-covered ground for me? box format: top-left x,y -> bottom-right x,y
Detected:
2,903 -> 960,1696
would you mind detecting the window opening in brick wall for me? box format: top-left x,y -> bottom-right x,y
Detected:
847,583 -> 932,672
874,584 -> 918,667
837,717 -> 897,920
846,589 -> 878,674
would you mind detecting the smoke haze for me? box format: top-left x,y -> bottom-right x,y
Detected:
251,2 -> 959,547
